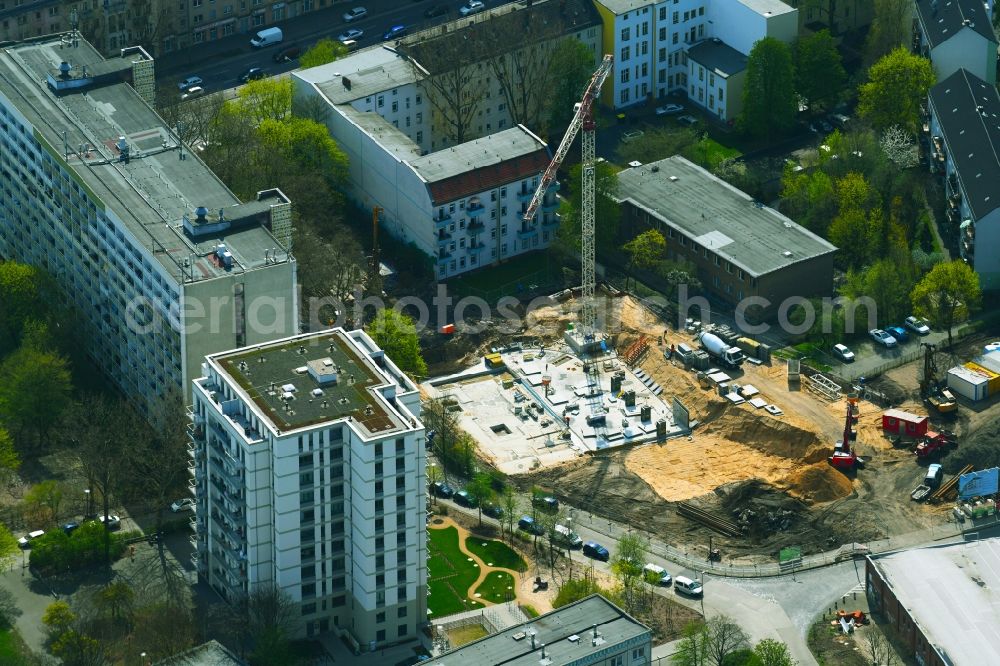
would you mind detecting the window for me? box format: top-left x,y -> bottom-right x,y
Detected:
620,46 -> 630,61
659,47 -> 666,63
620,68 -> 630,84
376,611 -> 386,624
633,648 -> 645,660
376,629 -> 386,642
391,101 -> 398,112
398,606 -> 408,618
377,95 -> 384,108
620,27 -> 630,41
672,32 -> 678,45
398,624 -> 408,637
672,11 -> 678,23
659,27 -> 665,41
611,656 -> 624,666
620,89 -> 630,104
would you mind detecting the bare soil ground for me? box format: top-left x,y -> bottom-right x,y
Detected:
511,296 -> 960,560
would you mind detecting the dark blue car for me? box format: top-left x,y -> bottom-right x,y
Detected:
886,325 -> 910,343
383,25 -> 407,41
583,541 -> 610,561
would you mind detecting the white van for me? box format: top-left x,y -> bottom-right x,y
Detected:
251,27 -> 283,48
553,524 -> 583,549
674,575 -> 703,597
643,563 -> 672,586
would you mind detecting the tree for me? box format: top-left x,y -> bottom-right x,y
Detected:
0,262 -> 45,356
93,581 -> 135,631
50,630 -> 105,666
366,309 -> 427,379
545,38 -> 598,132
42,600 -> 75,640
858,49 -> 935,133
880,125 -> 919,169
741,38 -> 797,139
555,160 -> 621,253
705,616 -> 751,666
780,168 -> 837,235
423,398 -> 461,481
405,38 -> 486,146
0,346 -> 72,445
23,481 -> 64,526
500,485 -> 519,543
243,583 -> 298,665
622,230 -> 667,290
865,0 -> 911,65
0,587 -> 19,629
0,524 -> 18,570
753,638 -> 796,666
298,38 -> 348,69
612,532 -> 648,613
0,428 -> 20,480
673,621 -> 711,666
294,224 -> 366,303
795,30 -> 846,111
466,473 -> 495,526
911,260 -> 982,349
863,627 -> 897,666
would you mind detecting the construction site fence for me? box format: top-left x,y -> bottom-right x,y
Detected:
834,346 -> 926,382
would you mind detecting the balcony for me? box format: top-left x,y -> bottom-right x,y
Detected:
516,187 -> 534,201
438,249 -> 451,260
543,212 -> 561,227
467,203 -> 486,217
434,211 -> 452,225
468,242 -> 486,253
517,224 -> 536,238
437,230 -> 452,242
467,220 -> 485,234
541,196 -> 559,212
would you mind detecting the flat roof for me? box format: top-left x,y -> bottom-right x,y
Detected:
593,0 -> 657,14
929,69 -> 1000,222
915,0 -> 995,49
425,594 -> 650,666
687,39 -> 748,77
297,45 -> 418,105
616,156 -> 837,277
158,640 -> 242,665
209,329 -> 407,436
339,105 -> 423,162
738,0 -> 796,16
869,539 -> 1000,665
0,37 -> 288,282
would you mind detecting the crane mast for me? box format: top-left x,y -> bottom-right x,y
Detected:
523,54 -> 614,333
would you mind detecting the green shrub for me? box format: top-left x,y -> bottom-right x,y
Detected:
29,521 -> 130,574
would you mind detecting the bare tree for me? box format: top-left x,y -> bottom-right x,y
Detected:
864,628 -> 898,666
404,38 -> 487,146
880,125 -> 918,169
423,398 -> 462,482
500,485 -> 519,544
129,390 -> 190,539
242,583 -> 299,664
705,615 -> 751,666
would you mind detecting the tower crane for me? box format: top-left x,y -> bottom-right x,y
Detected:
523,54 -> 614,334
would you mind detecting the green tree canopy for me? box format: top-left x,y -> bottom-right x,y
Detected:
865,0 -> 911,65
556,160 -> 621,252
299,38 -> 348,69
911,260 -> 981,349
466,472 -> 495,526
753,638 -> 796,666
0,428 -> 21,478
0,346 -> 72,443
366,309 -> 428,378
622,230 -> 667,287
0,523 -> 18,569
858,48 -> 935,133
795,30 -> 846,111
545,38 -> 598,133
741,37 -> 797,139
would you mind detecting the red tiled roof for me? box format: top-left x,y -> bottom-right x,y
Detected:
427,149 -> 550,205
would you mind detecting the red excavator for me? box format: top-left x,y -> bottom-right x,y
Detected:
829,400 -> 865,471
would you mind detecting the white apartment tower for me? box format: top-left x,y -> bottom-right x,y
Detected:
189,329 -> 426,649
0,36 -> 298,419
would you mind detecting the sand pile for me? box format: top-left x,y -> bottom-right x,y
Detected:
781,462 -> 855,503
703,410 -> 828,462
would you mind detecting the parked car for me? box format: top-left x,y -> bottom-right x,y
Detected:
18,530 -> 45,549
532,495 -> 559,512
553,524 -> 583,549
674,575 -> 703,597
382,25 -> 407,40
905,316 -> 931,336
177,75 -> 203,91
339,28 -> 364,42
818,119 -> 834,133
870,329 -> 898,348
425,4 -> 449,17
99,514 -> 121,530
62,522 -> 80,535
582,541 -> 610,562
482,503 -> 503,519
453,490 -> 478,508
459,0 -> 485,16
677,115 -> 698,126
832,343 -> 855,363
273,45 -> 301,62
238,67 -> 265,84
518,515 -> 544,536
886,325 -> 910,344
171,498 -> 195,513
655,103 -> 684,115
343,6 -> 367,21
180,86 -> 205,101
622,129 -> 644,143
643,563 -> 672,586
430,482 -> 454,498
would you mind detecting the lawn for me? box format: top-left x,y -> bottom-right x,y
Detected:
427,526 -> 485,619
464,537 -> 526,572
681,137 -> 742,170
447,251 -> 560,300
473,571 -> 516,604
0,627 -> 30,662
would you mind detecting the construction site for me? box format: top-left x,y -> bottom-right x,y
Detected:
423,288 -> 1000,562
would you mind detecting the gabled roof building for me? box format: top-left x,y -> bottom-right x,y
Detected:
913,0 -> 997,84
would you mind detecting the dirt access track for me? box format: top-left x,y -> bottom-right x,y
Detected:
512,296 -> 954,561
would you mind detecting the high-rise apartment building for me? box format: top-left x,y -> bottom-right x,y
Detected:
0,35 -> 298,418
189,328 -> 426,649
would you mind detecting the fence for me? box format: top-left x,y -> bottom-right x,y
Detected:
834,346 -> 925,382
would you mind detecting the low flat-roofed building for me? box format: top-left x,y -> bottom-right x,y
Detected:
157,640 -> 242,665
866,538 -> 1000,666
616,156 -> 837,315
424,594 -> 651,666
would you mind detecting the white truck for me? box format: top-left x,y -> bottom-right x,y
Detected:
698,332 -> 745,368
250,27 -> 283,48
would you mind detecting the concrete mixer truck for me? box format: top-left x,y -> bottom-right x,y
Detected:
698,332 -> 745,369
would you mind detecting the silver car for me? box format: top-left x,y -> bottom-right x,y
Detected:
870,329 -> 898,348
905,316 -> 930,336
343,6 -> 367,21
832,343 -> 855,363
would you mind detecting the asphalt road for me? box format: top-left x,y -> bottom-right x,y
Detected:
158,0 -> 513,93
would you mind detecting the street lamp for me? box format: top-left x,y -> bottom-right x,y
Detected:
700,571 -> 707,617
84,488 -> 92,518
